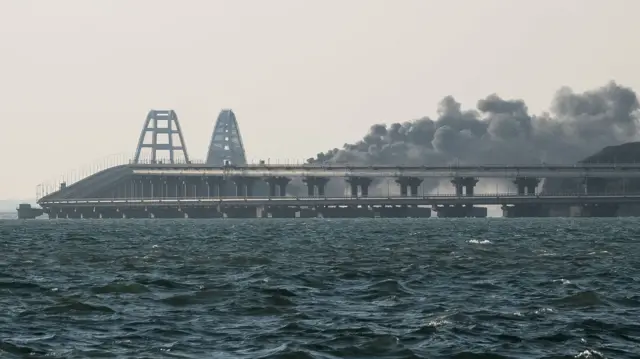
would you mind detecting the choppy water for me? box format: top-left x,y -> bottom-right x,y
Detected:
1,218 -> 639,358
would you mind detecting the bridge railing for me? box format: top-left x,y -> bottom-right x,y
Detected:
35,155 -> 312,201
36,155 -> 640,202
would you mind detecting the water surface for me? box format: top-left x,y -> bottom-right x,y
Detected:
0,218 -> 639,358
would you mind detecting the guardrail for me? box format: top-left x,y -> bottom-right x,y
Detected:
36,157 -> 640,201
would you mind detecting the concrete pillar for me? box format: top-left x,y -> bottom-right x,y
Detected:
232,177 -> 255,197
361,183 -> 369,197
513,177 -> 540,195
236,182 -> 246,196
346,177 -> 373,198
265,176 -> 290,197
204,177 -> 223,198
246,180 -> 254,197
502,204 -> 547,217
278,183 -> 287,196
165,177 -> 177,198
396,177 -> 422,196
277,177 -> 290,196
453,182 -> 464,196
434,204 -> 487,218
303,177 -> 330,197
451,177 -> 478,196
350,183 -> 358,197
465,184 -> 475,196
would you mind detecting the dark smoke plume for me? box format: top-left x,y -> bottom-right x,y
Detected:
299,81 -> 640,195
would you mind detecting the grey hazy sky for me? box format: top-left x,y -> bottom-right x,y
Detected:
1,0 -> 639,199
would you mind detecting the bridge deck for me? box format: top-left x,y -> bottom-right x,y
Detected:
37,193 -> 640,208
128,163 -> 640,178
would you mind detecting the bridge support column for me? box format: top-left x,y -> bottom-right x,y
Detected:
151,208 -> 185,219
265,206 -> 298,218
122,208 -> 150,219
433,205 -> 487,218
184,207 -> 222,218
303,177 -> 330,197
82,209 -> 100,219
513,177 -> 540,195
396,177 -> 423,196
203,177 -> 224,198
223,206 -> 258,218
99,208 -> 123,219
265,177 -> 291,197
502,204 -> 547,218
451,177 -> 478,196
345,177 -> 373,197
231,177 -> 256,197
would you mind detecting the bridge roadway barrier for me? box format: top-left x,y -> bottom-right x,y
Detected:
38,163 -> 640,206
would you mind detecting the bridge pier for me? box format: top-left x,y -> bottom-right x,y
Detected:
434,204 -> 487,218
396,177 -> 423,196
446,177 -> 482,217
345,177 -> 373,197
265,176 -> 290,197
123,208 -> 150,219
202,177 -> 224,198
99,208 -> 123,219
231,177 -> 256,197
184,207 -> 222,218
513,177 -> 540,195
502,204 -> 547,217
224,206 -> 258,218
82,209 -> 100,219
264,206 -> 298,218
150,208 -> 185,219
504,177 -> 544,217
451,177 -> 478,196
303,177 -> 329,197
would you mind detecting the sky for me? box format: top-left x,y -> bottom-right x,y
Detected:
1,0 -> 639,200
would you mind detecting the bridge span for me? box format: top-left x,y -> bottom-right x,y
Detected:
38,193 -> 640,207
130,163 -> 640,179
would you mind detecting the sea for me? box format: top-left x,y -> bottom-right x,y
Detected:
0,217 -> 639,358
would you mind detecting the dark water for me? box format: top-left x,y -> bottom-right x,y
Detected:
1,218 -> 639,358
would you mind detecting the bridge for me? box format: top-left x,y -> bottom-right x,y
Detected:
28,108 -> 640,219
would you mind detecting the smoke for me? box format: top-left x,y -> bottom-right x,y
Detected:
300,81 -> 640,195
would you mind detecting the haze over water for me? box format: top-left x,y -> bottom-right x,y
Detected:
1,218 -> 638,358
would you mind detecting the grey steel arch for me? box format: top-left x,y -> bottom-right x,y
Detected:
133,109 -> 190,164
205,109 -> 247,165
